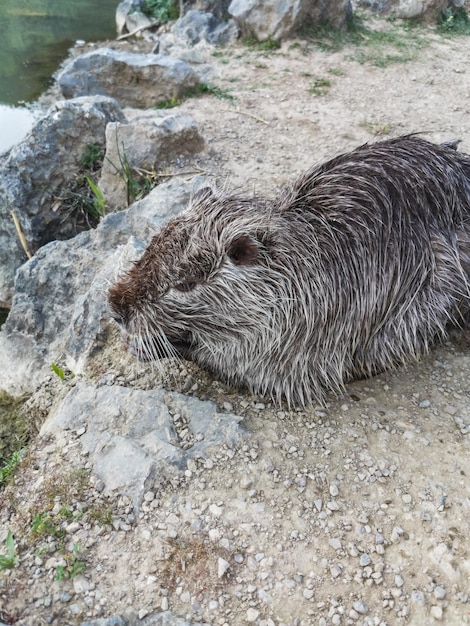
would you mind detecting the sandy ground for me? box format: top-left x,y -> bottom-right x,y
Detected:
1,15 -> 470,626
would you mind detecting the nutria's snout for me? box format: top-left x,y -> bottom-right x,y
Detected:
108,135 -> 470,407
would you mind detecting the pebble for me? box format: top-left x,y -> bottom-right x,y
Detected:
395,574 -> 404,588
352,600 -> 369,614
411,590 -> 426,606
218,558 -> 231,578
329,538 -> 342,550
246,608 -> 260,622
434,585 -> 446,600
329,484 -> 339,497
330,565 -> 342,578
430,605 -> 443,620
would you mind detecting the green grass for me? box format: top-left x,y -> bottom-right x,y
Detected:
305,12 -> 429,67
154,84 -> 237,110
308,77 -> 333,96
141,0 -> 179,23
243,34 -> 281,51
0,448 -> 23,487
0,531 -> 18,570
437,7 -> 470,36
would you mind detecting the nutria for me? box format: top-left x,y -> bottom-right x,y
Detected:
108,135 -> 470,406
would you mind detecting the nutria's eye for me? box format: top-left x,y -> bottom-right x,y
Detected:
228,235 -> 259,266
174,282 -> 197,292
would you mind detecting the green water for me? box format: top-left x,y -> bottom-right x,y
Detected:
0,0 -> 119,152
0,0 -> 119,105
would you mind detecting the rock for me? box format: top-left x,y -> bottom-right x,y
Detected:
58,48 -> 204,107
124,9 -> 156,36
99,113 -> 205,210
116,0 -> 146,35
173,10 -> 240,46
0,96 -> 124,307
185,0 -> 233,21
353,0 -> 453,21
217,557 -> 231,577
0,178 -> 197,396
228,0 -> 352,41
41,383 -> 246,507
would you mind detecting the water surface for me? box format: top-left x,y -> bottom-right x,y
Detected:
0,0 -> 119,152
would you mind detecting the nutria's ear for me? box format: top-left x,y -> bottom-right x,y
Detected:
228,235 -> 259,266
192,186 -> 214,204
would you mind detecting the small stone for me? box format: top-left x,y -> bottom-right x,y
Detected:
434,585 -> 446,600
94,479 -> 105,493
419,400 -> 430,408
329,484 -> 339,497
330,564 -> 342,578
303,588 -> 314,600
329,538 -> 342,550
161,597 -> 169,611
72,575 -> 90,594
327,500 -> 340,511
218,558 -> 230,578
352,600 -> 369,614
209,503 -> 223,516
246,608 -> 260,622
391,526 -> 404,543
359,554 -> 371,567
430,605 -> 443,620
395,574 -> 404,588
411,590 -> 426,606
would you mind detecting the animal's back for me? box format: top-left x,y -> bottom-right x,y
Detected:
271,135 -> 470,382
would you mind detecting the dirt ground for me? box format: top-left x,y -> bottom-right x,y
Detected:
1,15 -> 470,626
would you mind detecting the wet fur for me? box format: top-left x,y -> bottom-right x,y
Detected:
108,135 -> 470,406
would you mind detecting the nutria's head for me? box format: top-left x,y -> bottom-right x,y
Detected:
108,188 -> 291,388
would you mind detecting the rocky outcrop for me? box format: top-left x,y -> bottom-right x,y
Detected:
0,179 -> 196,396
42,383 -> 245,507
58,49 -> 205,107
353,0 -> 464,20
0,96 -> 124,307
99,113 -> 205,210
228,0 -> 353,41
173,9 -> 240,46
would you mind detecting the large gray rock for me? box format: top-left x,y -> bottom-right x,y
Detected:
0,179 -> 198,396
58,49 -> 204,107
184,0 -> 233,20
42,383 -> 245,507
0,96 -> 124,307
99,113 -> 205,210
228,0 -> 352,40
173,9 -> 240,45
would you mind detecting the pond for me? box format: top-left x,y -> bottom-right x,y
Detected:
0,0 -> 119,153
